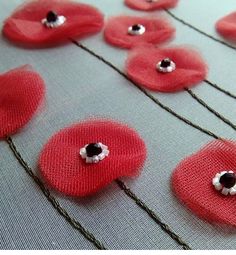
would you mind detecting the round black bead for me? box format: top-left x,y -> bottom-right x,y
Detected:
86,143 -> 103,157
132,24 -> 141,31
219,172 -> 236,189
160,58 -> 171,68
46,11 -> 58,22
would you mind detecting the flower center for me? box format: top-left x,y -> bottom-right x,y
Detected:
219,172 -> 236,189
132,24 -> 141,31
160,58 -> 172,68
46,11 -> 58,23
86,143 -> 103,157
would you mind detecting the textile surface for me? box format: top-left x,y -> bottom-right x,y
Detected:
1,0 -> 236,250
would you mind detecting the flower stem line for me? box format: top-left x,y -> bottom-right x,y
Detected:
5,136 -> 106,250
115,179 -> 191,250
185,87 -> 236,132
204,79 -> 236,100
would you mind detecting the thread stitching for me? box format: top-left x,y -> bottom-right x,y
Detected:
204,79 -> 236,100
185,87 -> 236,131
115,180 -> 191,250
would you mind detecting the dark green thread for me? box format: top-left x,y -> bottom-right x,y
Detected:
204,79 -> 236,100
185,87 -> 236,131
115,180 -> 191,250
5,136 -> 106,250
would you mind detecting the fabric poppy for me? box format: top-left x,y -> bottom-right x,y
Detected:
104,15 -> 175,49
172,140 -> 236,227
125,0 -> 179,11
0,65 -> 45,138
3,0 -> 104,47
39,119 -> 147,197
216,12 -> 236,42
126,45 -> 208,92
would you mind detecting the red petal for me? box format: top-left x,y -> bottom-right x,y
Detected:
104,16 -> 175,49
172,140 -> 236,226
3,0 -> 104,47
39,120 -> 146,197
126,45 -> 208,92
0,66 -> 45,138
125,0 -> 179,11
216,12 -> 236,42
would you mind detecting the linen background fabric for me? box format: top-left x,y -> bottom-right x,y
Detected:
1,0 -> 236,250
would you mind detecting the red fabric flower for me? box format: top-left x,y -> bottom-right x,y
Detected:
125,0 -> 179,11
0,66 -> 45,138
216,12 -> 236,42
39,119 -> 147,197
3,0 -> 104,47
104,15 -> 175,49
126,45 -> 208,92
172,140 -> 236,226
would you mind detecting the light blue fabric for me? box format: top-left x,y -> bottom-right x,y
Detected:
1,0 -> 236,250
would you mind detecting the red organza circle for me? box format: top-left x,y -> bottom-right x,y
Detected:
172,140 -> 236,227
0,66 -> 45,138
3,0 -> 104,47
126,45 -> 208,92
39,119 -> 147,197
125,0 -> 179,11
216,12 -> 236,42
104,15 -> 175,49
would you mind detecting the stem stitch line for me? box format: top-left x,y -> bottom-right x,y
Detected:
5,136 -> 106,250
185,87 -> 236,132
115,180 -> 191,250
204,79 -> 236,100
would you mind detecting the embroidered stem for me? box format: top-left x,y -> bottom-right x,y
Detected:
164,9 -> 236,51
185,87 -> 236,131
5,136 -> 106,250
72,40 -> 221,140
204,79 -> 236,100
115,179 -> 191,250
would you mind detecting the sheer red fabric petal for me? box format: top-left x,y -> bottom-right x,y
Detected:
125,0 -> 178,11
0,66 -> 45,138
104,16 -> 175,49
172,140 -> 236,226
39,119 -> 147,197
3,0 -> 104,47
216,12 -> 236,42
126,45 -> 208,92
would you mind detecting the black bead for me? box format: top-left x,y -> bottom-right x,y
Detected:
132,24 -> 141,31
160,58 -> 171,68
219,172 -> 236,189
86,143 -> 102,157
46,11 -> 58,22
